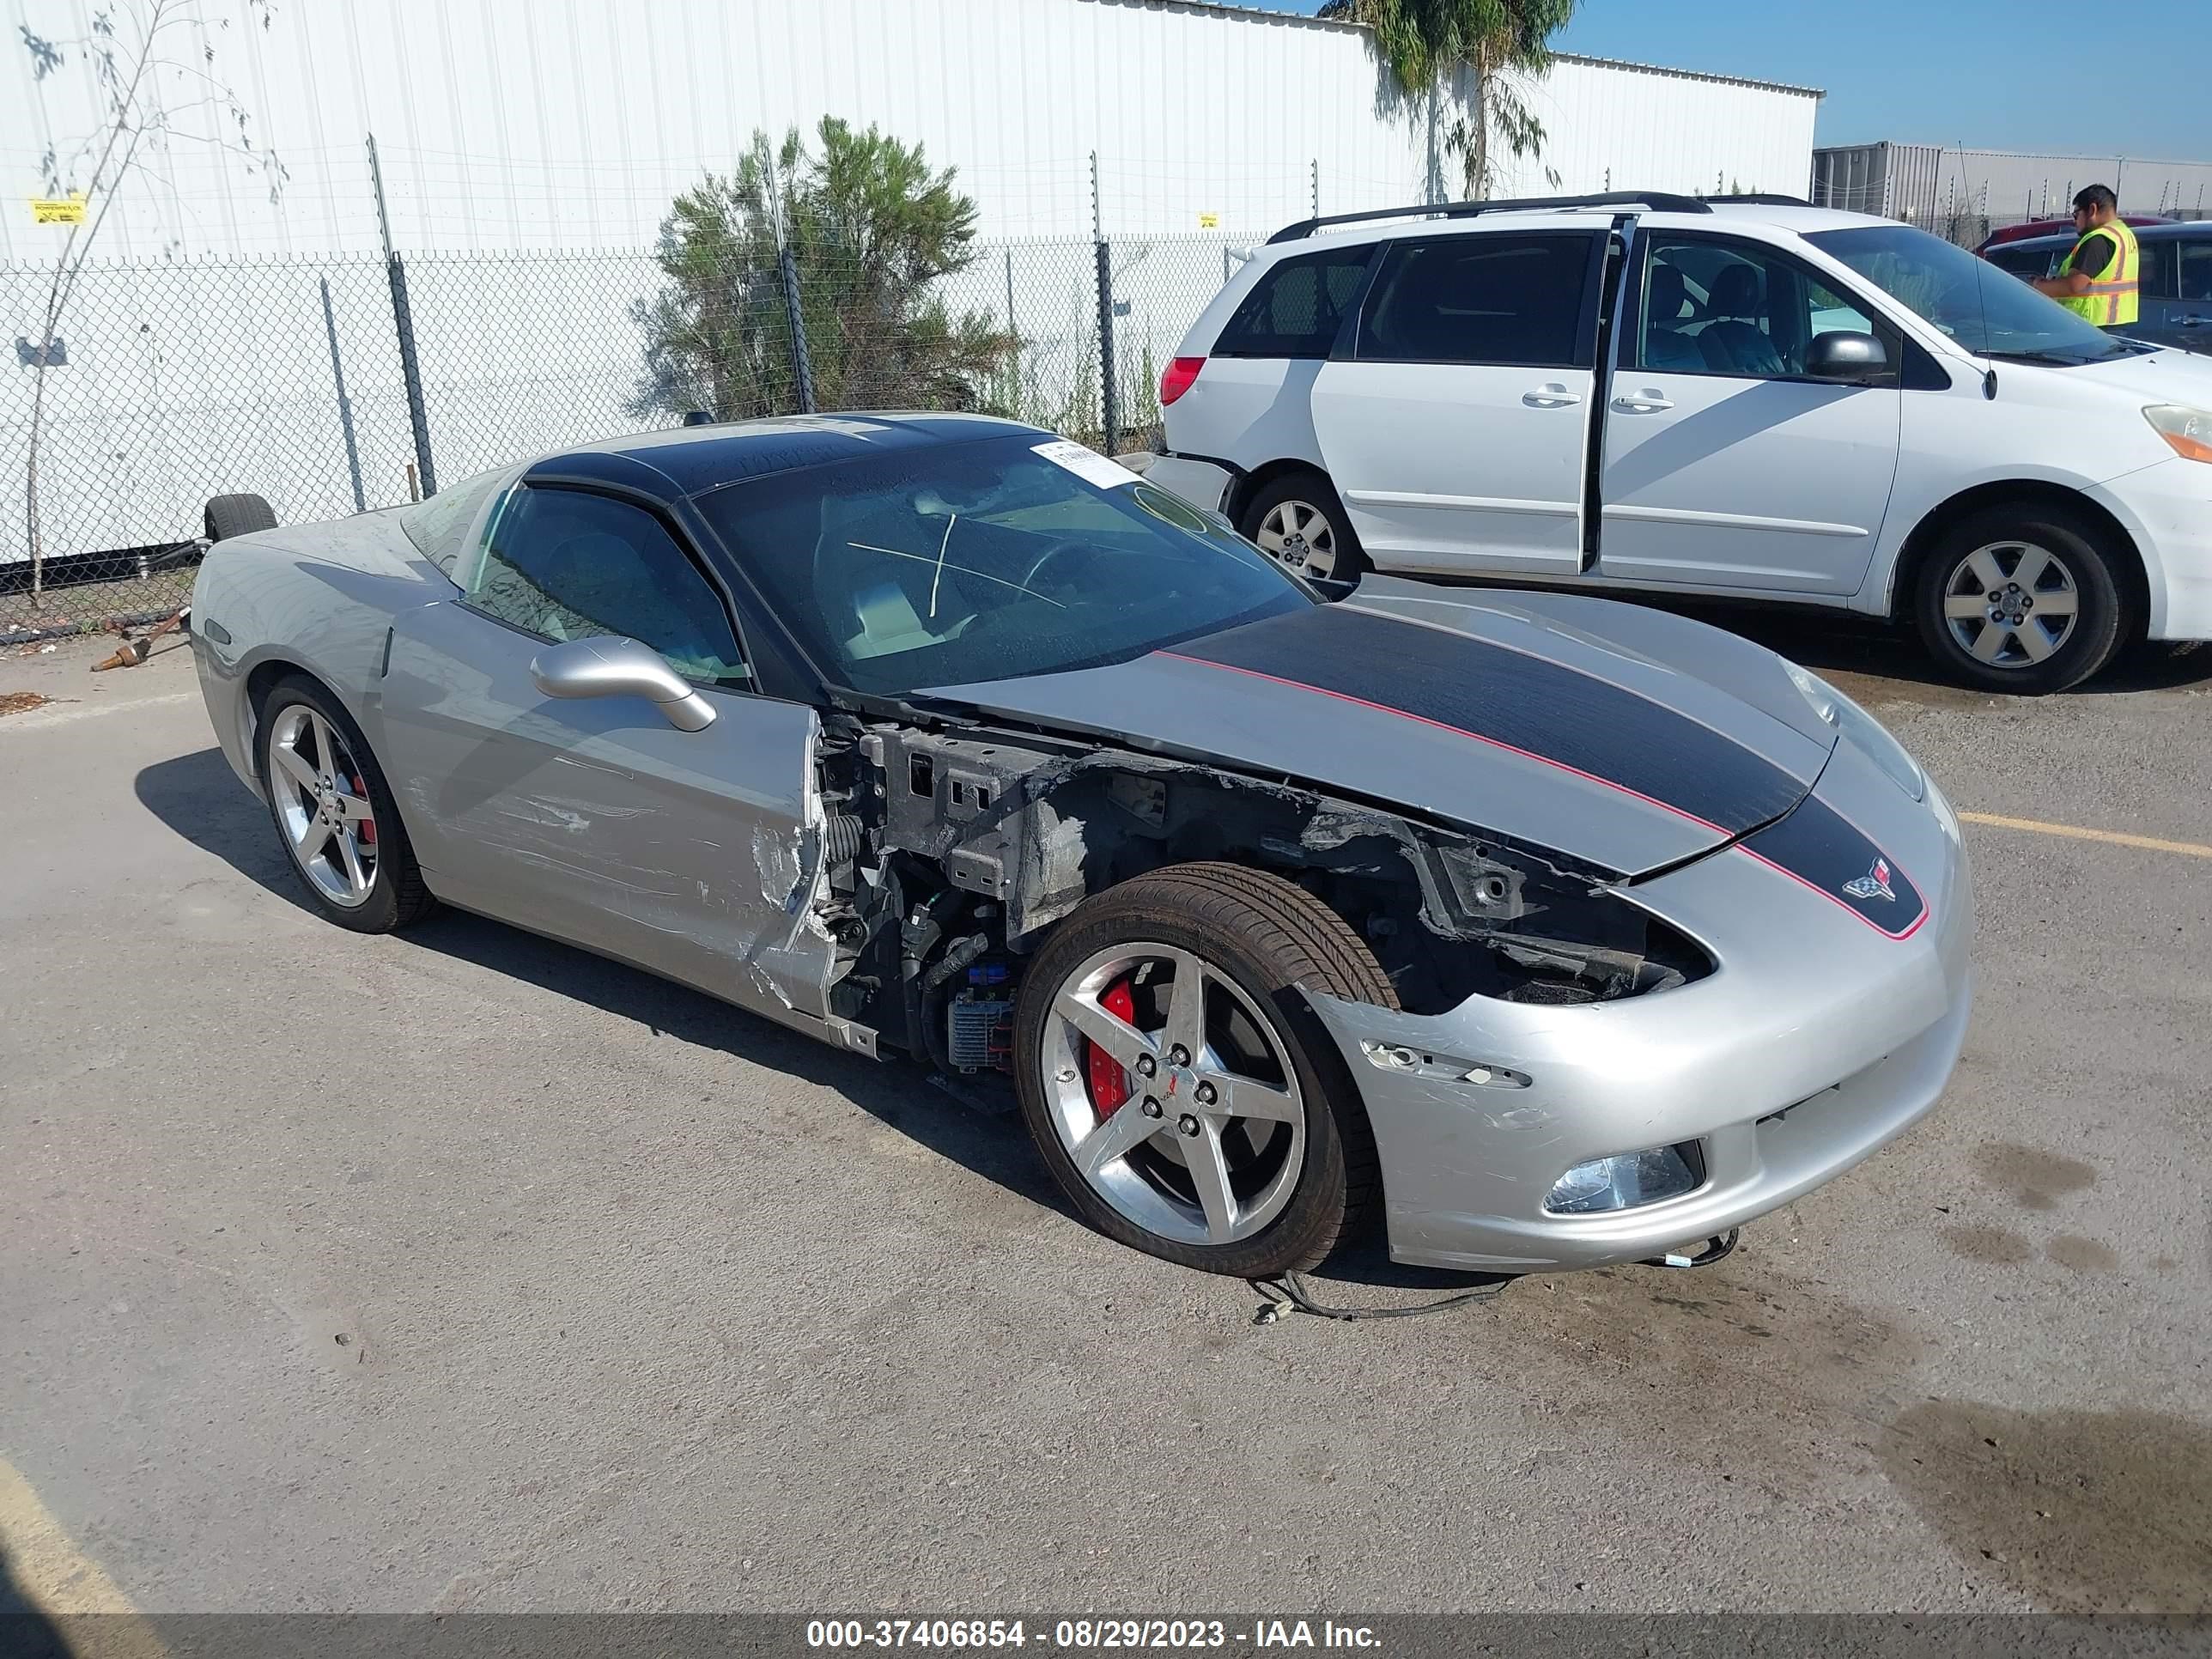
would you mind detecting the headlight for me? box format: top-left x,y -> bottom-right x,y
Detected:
2143,404 -> 2212,465
1784,660 -> 1925,801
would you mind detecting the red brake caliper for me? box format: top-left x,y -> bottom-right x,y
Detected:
350,775 -> 376,845
1086,977 -> 1137,1117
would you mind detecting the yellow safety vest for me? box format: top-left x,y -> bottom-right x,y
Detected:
2057,220 -> 2139,326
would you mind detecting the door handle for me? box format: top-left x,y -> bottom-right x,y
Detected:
1522,382 -> 1583,408
1611,389 -> 1674,414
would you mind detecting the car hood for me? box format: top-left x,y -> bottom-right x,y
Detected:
921,579 -> 1836,878
2051,343 -> 2212,402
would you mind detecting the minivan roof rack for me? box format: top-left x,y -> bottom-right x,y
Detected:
1266,191 -> 1713,245
1705,192 -> 1814,206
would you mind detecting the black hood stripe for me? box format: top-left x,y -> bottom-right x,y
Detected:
1167,605 -> 1809,837
1736,794 -> 1928,939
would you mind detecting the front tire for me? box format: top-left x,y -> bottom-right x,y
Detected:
1012,863 -> 1395,1278
258,678 -> 434,933
1911,503 -> 2131,694
1239,469 -> 1365,581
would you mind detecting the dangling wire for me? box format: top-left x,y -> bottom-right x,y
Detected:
1247,1268 -> 1510,1325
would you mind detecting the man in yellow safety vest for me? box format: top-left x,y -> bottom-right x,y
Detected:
2033,184 -> 2140,330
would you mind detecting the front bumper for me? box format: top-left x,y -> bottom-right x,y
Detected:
2091,457 -> 2212,641
1312,741 -> 1974,1273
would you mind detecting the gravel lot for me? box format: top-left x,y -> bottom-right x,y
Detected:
3,615 -> 2209,1617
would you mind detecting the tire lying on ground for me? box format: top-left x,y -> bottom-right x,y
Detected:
204,493 -> 278,543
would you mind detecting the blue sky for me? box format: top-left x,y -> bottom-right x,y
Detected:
1253,0 -> 2207,158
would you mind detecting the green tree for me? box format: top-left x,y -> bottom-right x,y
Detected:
632,118 -> 1013,422
1319,0 -> 1577,201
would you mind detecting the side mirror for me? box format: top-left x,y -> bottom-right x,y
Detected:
1803,331 -> 1888,385
530,635 -> 716,732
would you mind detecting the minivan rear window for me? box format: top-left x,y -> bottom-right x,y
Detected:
1212,247 -> 1374,359
1355,233 -> 1596,368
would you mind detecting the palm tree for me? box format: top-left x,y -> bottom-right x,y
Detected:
1318,0 -> 1578,200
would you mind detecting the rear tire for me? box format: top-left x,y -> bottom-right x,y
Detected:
204,493 -> 277,543
1239,469 -> 1366,581
1911,502 -> 2131,694
257,677 -> 435,933
1013,862 -> 1395,1278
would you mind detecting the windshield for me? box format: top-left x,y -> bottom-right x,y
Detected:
695,434 -> 1312,696
1806,224 -> 2136,365
398,463 -> 524,575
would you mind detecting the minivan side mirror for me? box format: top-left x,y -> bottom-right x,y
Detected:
1803,331 -> 1889,385
530,635 -> 716,732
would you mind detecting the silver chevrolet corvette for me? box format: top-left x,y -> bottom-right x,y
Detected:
191,414 -> 1973,1280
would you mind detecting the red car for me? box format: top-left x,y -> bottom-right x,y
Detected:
1976,213 -> 2171,257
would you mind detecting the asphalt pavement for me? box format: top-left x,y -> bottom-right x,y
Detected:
2,618 -> 2208,1617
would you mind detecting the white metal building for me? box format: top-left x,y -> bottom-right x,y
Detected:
5,0 -> 1823,260
3,1 -> 1822,586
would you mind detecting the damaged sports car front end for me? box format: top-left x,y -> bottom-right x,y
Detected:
191,415 -> 1971,1280
868,583 -> 1972,1274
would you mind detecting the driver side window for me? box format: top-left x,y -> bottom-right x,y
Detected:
1637,238 -> 1885,381
464,486 -> 749,687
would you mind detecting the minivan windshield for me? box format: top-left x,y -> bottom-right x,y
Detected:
1806,223 -> 2141,366
696,434 -> 1312,696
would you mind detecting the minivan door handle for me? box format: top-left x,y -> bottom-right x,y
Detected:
1522,382 -> 1583,408
1611,389 -> 1675,414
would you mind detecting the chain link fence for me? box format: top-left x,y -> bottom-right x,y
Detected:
21,200 -> 2192,640
3,228 -> 1264,640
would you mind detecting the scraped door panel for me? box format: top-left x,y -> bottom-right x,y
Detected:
376,600 -> 832,1022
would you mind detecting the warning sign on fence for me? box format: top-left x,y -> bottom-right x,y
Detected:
30,194 -> 88,224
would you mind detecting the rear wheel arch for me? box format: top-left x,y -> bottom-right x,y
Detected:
1224,456 -> 1329,527
1232,463 -> 1366,580
1886,481 -> 2148,633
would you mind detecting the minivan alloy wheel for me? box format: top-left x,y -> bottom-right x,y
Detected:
1941,539 -> 2081,667
1255,499 -> 1338,580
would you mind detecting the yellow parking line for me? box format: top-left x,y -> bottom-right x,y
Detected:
0,1456 -> 167,1656
1959,811 -> 2212,861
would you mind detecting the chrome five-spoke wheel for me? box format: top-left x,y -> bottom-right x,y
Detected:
1042,943 -> 1305,1247
1940,539 -> 2081,669
267,702 -> 380,908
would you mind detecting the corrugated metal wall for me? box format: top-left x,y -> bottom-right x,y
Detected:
1814,143 -> 2212,223
5,0 -> 1821,262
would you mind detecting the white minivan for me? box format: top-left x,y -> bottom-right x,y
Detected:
1148,192 -> 2212,692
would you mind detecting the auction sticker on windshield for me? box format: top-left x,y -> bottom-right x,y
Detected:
1031,440 -> 1138,490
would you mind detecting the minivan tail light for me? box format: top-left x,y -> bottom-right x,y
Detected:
1160,356 -> 1205,406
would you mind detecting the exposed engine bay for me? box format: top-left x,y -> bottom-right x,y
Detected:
800,714 -> 1716,1073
